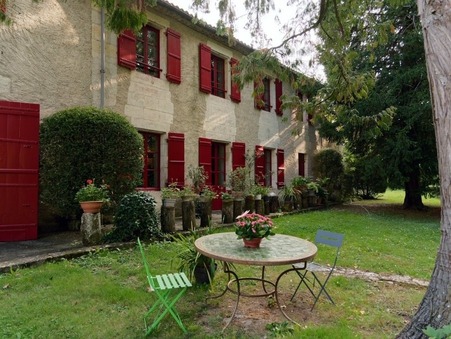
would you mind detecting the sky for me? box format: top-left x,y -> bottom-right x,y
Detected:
168,0 -> 325,80
167,0 -> 286,48
166,0 -> 324,80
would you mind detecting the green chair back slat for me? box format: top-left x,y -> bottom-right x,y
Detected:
162,274 -> 172,289
156,274 -> 166,289
177,272 -> 192,287
168,273 -> 180,288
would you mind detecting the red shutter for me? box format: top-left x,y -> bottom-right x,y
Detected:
229,58 -> 241,103
255,145 -> 265,185
166,28 -> 181,84
198,137 -> 212,185
232,142 -> 246,170
0,100 -> 39,241
275,79 -> 283,116
277,149 -> 285,188
167,132 -> 185,187
1,0 -> 6,13
254,81 -> 264,110
117,29 -> 137,70
199,43 -> 211,93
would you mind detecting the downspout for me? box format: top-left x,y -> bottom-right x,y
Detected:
100,7 -> 105,108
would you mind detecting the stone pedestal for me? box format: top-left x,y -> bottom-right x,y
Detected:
182,198 -> 196,231
199,199 -> 212,228
254,198 -> 264,215
81,213 -> 102,246
221,199 -> 234,223
269,196 -> 279,213
233,198 -> 244,219
161,206 -> 176,233
244,195 -> 255,213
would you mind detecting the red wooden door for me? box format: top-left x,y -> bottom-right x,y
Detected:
0,100 -> 40,241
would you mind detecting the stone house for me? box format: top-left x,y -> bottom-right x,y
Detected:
0,0 -> 331,218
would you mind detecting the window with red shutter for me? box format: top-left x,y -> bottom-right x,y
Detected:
254,78 -> 271,111
198,138 -> 212,185
166,28 -> 181,84
255,145 -> 265,185
275,79 -> 283,116
199,43 -> 212,93
136,25 -> 161,77
211,54 -> 226,98
167,132 -> 185,187
277,149 -> 285,188
211,142 -> 226,186
229,58 -> 241,103
232,142 -> 246,170
117,30 -> 137,70
140,132 -> 160,189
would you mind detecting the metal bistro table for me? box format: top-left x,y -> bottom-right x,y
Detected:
194,232 -> 317,330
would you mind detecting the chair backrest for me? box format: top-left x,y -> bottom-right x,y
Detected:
315,230 -> 344,248
137,238 -> 156,291
315,230 -> 344,269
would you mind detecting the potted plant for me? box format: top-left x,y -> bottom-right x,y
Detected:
279,184 -> 296,211
180,185 -> 196,201
252,184 -> 270,200
74,179 -> 109,213
307,181 -> 320,206
187,165 -> 207,194
172,232 -> 216,284
228,167 -> 248,198
199,186 -> 217,201
235,211 -> 275,248
161,182 -> 180,207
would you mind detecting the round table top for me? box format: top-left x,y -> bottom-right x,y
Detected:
194,232 -> 317,266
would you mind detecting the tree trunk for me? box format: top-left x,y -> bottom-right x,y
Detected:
398,1 -> 451,337
403,168 -> 425,210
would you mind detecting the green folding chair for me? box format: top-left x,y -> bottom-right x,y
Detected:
137,238 -> 192,335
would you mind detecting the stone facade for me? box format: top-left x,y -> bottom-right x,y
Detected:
1,0 -> 334,205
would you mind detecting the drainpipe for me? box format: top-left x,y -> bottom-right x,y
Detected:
100,7 -> 105,108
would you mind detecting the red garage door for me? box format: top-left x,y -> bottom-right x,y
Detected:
0,100 -> 40,241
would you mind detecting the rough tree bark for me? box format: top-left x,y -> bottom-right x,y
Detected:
398,0 -> 451,337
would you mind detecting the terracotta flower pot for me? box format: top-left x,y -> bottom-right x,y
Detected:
79,201 -> 103,213
243,237 -> 263,248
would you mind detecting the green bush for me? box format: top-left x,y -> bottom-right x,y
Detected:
345,153 -> 387,199
105,191 -> 161,242
313,149 -> 347,201
39,107 -> 143,220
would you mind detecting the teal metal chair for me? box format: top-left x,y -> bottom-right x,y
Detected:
137,238 -> 192,335
291,230 -> 344,310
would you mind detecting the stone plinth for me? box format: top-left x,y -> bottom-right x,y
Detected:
81,213 -> 102,246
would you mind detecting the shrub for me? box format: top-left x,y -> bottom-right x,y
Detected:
313,149 -> 347,201
105,191 -> 161,242
345,153 -> 387,199
40,107 -> 143,220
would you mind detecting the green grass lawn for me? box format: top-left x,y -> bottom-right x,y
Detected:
0,191 -> 441,338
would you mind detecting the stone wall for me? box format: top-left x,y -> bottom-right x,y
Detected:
1,1 -> 336,204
